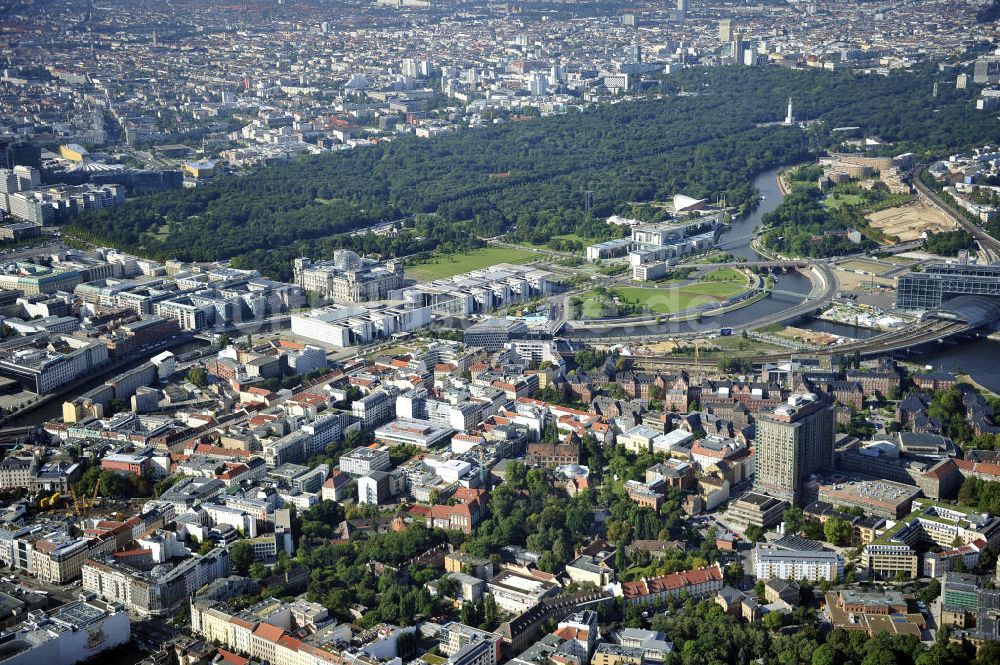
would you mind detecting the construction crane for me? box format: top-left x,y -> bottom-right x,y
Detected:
68,481 -> 102,516
69,487 -> 84,515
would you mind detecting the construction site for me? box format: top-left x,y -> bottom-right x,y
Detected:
31,481 -> 136,521
866,200 -> 956,242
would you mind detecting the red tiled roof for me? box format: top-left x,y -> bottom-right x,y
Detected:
621,565 -> 722,599
253,622 -> 286,642
554,626 -> 589,641
955,459 -> 1000,478
277,635 -> 303,650
192,443 -> 252,458
217,649 -> 251,665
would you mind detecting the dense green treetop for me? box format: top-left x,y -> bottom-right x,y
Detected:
68,65 -> 1000,279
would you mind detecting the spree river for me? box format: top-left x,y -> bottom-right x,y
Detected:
913,339 -> 1000,393
571,167 -> 815,338
733,171 -> 1000,389
616,167 -> 1000,385
719,167 -> 786,262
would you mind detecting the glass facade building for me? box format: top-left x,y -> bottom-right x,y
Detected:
896,264 -> 1000,310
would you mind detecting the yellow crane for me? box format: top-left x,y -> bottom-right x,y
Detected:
69,487 -> 82,515
68,481 -> 101,515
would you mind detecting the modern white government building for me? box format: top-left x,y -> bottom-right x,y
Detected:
585,205 -> 722,281
290,262 -> 552,347
290,302 -> 433,347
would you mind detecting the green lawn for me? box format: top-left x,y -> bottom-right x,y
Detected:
407,247 -> 538,281
701,267 -> 746,283
578,279 -> 748,317
620,283 -> 744,314
579,292 -> 616,318
823,193 -> 865,209
623,562 -> 660,581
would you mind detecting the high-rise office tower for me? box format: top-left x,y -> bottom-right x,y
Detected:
719,19 -> 732,43
731,34 -> 745,65
13,165 -> 40,190
401,59 -> 419,78
548,65 -> 564,87
754,393 -> 833,506
529,72 -> 547,97
0,141 -> 41,171
0,170 -> 19,195
627,43 -> 642,64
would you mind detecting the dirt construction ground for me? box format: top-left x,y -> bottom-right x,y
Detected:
834,270 -> 895,290
866,201 -> 955,242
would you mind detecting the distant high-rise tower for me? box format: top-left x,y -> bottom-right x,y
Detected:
548,65 -> 564,87
529,72 -> 547,97
785,97 -> 794,125
627,43 -> 642,64
754,393 -> 833,506
152,30 -> 157,47
729,32 -> 745,64
719,19 -> 732,43
677,0 -> 689,12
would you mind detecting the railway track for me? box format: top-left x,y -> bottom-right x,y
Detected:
913,168 -> 1000,257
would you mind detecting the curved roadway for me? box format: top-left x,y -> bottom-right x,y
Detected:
626,319 -> 972,370
560,259 -> 837,339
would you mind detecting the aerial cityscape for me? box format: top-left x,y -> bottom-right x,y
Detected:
5,1 -> 1000,665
